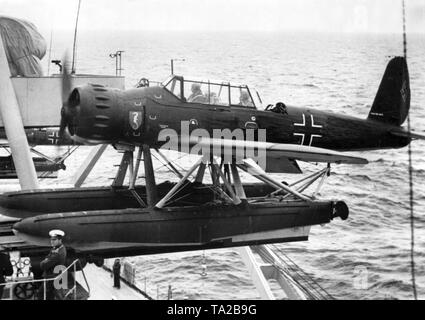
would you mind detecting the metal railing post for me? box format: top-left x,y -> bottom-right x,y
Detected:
74,263 -> 77,300
0,259 -> 90,300
43,280 -> 46,300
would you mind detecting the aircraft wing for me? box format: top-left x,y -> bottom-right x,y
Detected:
160,137 -> 368,173
265,157 -> 302,174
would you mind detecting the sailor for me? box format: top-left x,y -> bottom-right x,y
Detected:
187,83 -> 204,103
0,250 -> 13,299
239,91 -> 254,107
112,259 -> 121,289
40,229 -> 67,300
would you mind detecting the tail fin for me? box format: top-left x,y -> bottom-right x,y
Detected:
368,57 -> 410,126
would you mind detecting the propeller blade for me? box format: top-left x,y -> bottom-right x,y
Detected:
58,112 -> 67,140
62,61 -> 72,104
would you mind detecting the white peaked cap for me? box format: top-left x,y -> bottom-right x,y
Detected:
49,229 -> 65,238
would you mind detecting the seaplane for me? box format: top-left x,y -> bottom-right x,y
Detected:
0,53 -> 423,267
59,55 -> 423,152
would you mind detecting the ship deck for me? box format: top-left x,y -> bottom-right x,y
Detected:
75,264 -> 149,300
1,215 -> 151,300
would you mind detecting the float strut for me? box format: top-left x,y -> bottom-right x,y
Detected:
195,163 -> 206,184
112,149 -> 132,187
230,163 -> 247,204
130,147 -> 143,189
155,157 -> 204,209
238,161 -> 311,202
143,145 -> 158,207
74,144 -> 108,188
211,159 -> 241,205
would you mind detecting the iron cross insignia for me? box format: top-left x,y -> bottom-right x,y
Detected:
293,114 -> 323,146
129,111 -> 142,130
48,131 -> 60,145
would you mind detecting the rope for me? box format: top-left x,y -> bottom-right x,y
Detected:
47,29 -> 53,76
402,0 -> 417,300
259,247 -> 324,299
150,152 -> 179,177
151,152 -> 193,178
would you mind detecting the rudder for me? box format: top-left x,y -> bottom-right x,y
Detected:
368,56 -> 410,126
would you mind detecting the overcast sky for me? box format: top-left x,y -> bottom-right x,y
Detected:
1,0 -> 424,34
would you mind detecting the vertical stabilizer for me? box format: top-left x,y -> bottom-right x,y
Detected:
368,57 -> 410,126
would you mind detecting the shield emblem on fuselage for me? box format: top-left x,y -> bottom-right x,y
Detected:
129,111 -> 142,130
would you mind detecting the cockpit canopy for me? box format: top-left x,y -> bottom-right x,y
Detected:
163,75 -> 259,109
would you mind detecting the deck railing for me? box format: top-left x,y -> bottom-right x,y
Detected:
0,259 -> 90,300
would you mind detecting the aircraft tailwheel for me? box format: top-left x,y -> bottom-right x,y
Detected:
13,282 -> 35,300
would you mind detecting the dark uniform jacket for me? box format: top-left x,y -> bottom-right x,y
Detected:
113,261 -> 121,275
0,253 -> 13,283
40,245 -> 67,278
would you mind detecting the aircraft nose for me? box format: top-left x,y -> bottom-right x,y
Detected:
332,201 -> 349,220
61,84 -> 124,144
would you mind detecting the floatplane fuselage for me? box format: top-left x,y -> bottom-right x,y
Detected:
61,57 -> 417,155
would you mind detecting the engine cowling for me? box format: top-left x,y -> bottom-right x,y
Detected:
63,84 -> 128,144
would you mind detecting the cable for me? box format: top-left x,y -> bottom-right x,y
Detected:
269,244 -> 334,300
71,0 -> 82,74
402,0 -> 417,300
261,249 -> 324,300
47,29 -> 53,76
